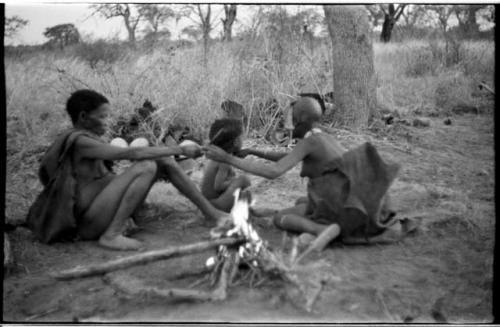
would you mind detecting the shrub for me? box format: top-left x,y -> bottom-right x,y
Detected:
434,71 -> 476,114
72,40 -> 123,69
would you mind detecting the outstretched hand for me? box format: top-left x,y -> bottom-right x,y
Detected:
235,148 -> 252,158
202,144 -> 230,163
180,141 -> 203,158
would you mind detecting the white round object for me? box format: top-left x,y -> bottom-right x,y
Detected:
205,256 -> 216,268
129,137 -> 149,147
179,139 -> 198,147
110,137 -> 128,148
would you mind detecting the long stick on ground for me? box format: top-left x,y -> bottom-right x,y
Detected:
52,237 -> 245,280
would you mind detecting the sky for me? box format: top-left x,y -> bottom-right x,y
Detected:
5,3 -> 316,46
5,3 -> 495,46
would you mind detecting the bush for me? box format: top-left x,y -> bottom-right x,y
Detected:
434,72 -> 476,114
72,40 -> 124,69
401,44 -> 439,77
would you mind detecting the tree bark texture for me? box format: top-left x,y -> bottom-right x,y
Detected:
222,5 -> 237,42
323,5 -> 377,127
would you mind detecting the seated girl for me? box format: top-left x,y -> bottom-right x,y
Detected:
201,118 -> 251,213
203,96 -> 415,252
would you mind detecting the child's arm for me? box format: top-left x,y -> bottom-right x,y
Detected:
213,163 -> 233,193
238,148 -> 289,162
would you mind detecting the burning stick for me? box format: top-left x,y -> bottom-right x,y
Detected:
51,237 -> 244,280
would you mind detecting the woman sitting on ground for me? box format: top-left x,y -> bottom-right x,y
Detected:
203,96 -> 414,251
28,89 -> 230,251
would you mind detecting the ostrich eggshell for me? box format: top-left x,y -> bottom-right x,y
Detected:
179,140 -> 198,147
129,137 -> 149,147
110,137 -> 128,148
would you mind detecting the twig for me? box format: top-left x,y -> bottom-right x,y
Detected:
211,251 -> 236,301
25,307 -> 60,321
52,237 -> 244,280
305,281 -> 325,313
187,273 -> 211,289
288,236 -> 299,266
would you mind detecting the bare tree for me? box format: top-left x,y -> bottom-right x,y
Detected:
5,16 -> 28,40
380,4 -> 406,42
138,4 -> 174,38
323,5 -> 376,127
400,5 -> 426,28
425,5 -> 454,33
43,23 -> 80,49
180,4 -> 218,67
365,5 -> 384,27
452,5 -> 486,37
221,4 -> 237,42
365,4 -> 406,42
91,4 -> 144,44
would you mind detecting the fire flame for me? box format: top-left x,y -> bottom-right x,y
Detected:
227,189 -> 263,258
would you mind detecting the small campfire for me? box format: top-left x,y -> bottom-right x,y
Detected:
52,189 -> 340,313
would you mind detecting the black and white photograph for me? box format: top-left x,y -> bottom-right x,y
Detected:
3,1 -> 496,323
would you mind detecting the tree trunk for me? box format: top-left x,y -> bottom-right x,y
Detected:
380,14 -> 395,42
323,5 -> 377,127
222,4 -> 237,42
465,6 -> 480,37
124,16 -> 136,44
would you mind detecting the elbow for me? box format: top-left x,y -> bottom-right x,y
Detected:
265,167 -> 282,180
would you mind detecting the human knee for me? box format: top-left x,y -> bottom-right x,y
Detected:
273,211 -> 285,228
235,175 -> 251,189
295,197 -> 308,206
133,160 -> 157,176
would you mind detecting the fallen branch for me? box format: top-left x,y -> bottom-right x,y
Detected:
478,81 -> 495,95
104,273 -> 216,302
52,237 -> 244,280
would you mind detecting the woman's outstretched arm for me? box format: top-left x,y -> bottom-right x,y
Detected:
237,148 -> 289,162
203,139 -> 311,179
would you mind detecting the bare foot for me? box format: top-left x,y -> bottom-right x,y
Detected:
123,218 -> 142,236
298,233 -> 316,247
343,222 -> 405,245
98,234 -> 144,251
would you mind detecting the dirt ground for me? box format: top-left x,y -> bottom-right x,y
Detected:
3,113 -> 494,323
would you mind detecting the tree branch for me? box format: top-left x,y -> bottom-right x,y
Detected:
51,237 -> 245,280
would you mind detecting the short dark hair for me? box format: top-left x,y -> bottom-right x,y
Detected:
66,89 -> 109,124
209,118 -> 243,152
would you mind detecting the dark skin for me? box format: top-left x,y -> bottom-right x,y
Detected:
72,103 -> 231,251
204,98 -> 404,248
201,136 -> 251,212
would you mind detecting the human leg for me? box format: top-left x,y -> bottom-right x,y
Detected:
273,203 -> 341,253
156,157 -> 227,223
210,175 -> 251,212
78,160 -> 157,250
272,203 -> 323,234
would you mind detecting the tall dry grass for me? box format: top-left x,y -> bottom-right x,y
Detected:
374,40 -> 494,116
5,38 -> 494,159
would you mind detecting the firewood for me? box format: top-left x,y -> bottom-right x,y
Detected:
52,237 -> 244,280
210,252 -> 236,301
104,273 -> 215,302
